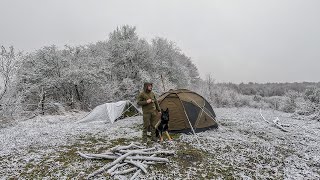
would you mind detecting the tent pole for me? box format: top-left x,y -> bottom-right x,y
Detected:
118,104 -> 133,120
117,101 -> 143,120
188,97 -> 218,124
128,101 -> 143,114
175,93 -> 200,145
194,100 -> 206,129
118,101 -> 142,118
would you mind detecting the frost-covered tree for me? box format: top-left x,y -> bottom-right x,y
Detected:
106,25 -> 155,99
150,37 -> 199,89
15,25 -> 200,113
0,46 -> 23,118
0,46 -> 21,101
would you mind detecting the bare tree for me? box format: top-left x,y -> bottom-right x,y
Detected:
205,73 -> 215,101
0,46 -> 21,101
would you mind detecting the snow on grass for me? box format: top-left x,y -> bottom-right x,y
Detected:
0,108 -> 319,179
179,108 -> 320,179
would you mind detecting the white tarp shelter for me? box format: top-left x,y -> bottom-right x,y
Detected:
78,100 -> 142,123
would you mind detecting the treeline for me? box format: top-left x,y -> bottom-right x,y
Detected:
1,25 -> 199,116
197,78 -> 320,121
219,82 -> 320,97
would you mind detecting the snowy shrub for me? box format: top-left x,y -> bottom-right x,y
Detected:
279,90 -> 300,113
262,96 -> 284,110
236,95 -> 251,107
304,88 -> 320,104
292,88 -> 320,121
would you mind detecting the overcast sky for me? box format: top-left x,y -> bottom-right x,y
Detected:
1,0 -> 319,83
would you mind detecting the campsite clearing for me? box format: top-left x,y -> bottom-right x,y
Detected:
0,108 -> 319,179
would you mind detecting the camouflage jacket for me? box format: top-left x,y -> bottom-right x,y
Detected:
137,82 -> 161,113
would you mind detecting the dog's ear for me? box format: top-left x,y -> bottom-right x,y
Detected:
161,109 -> 164,113
166,108 -> 169,112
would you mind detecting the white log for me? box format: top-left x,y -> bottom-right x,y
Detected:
78,152 -> 118,160
143,161 -> 157,165
110,143 -> 145,152
100,151 -> 114,155
119,147 -> 156,153
127,156 -> 169,162
119,149 -> 174,156
77,151 -> 96,159
130,154 -> 157,180
111,167 -> 138,176
126,160 -> 148,174
107,163 -> 127,174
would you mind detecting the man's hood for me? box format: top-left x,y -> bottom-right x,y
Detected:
143,82 -> 153,92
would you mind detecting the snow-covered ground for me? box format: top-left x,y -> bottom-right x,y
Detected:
0,108 -> 319,179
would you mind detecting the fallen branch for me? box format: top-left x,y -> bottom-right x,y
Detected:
126,160 -> 148,174
272,117 -> 289,132
130,154 -> 157,180
111,167 -> 137,176
107,163 -> 127,175
259,109 -> 288,132
110,143 -> 144,152
77,152 -> 118,160
118,149 -> 174,155
119,147 -> 156,153
259,109 -> 271,124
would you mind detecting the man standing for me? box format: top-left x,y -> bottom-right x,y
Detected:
137,82 -> 161,143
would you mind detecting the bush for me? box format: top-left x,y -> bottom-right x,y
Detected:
290,88 -> 320,121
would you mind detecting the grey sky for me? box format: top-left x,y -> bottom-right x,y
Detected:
1,0 -> 319,83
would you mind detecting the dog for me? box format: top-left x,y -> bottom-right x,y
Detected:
155,108 -> 172,142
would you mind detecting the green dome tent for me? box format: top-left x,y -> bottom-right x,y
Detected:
158,89 -> 218,133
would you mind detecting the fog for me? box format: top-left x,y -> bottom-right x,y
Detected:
1,0 -> 319,83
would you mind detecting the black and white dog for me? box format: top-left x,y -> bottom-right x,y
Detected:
156,108 -> 172,142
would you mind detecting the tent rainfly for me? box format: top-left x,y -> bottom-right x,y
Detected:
78,100 -> 142,123
158,89 -> 218,133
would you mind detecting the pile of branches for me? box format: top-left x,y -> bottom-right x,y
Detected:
77,142 -> 174,179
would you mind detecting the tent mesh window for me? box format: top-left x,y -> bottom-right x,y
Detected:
182,101 -> 201,127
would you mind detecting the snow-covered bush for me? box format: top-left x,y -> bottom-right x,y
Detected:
278,90 -> 300,113
292,88 -> 320,121
262,96 -> 284,110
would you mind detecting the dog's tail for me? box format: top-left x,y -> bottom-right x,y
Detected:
155,120 -> 161,129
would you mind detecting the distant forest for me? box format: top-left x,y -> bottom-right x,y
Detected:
218,82 -> 320,97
